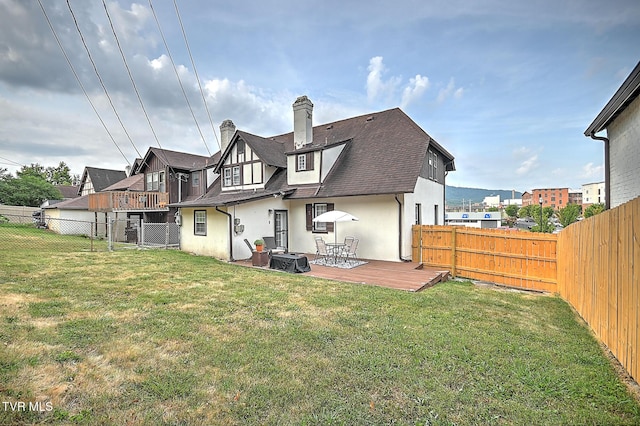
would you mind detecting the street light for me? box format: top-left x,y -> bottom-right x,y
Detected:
538,196 -> 544,232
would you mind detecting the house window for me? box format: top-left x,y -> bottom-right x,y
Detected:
428,150 -> 438,181
305,203 -> 334,233
237,140 -> 245,155
223,168 -> 232,187
191,172 -> 200,188
295,152 -> 314,172
297,154 -> 307,171
314,204 -> 328,231
146,171 -> 163,191
232,166 -> 241,186
415,203 -> 422,225
159,171 -> 165,192
194,210 -> 206,236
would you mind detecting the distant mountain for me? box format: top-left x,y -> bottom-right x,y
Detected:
446,186 -> 522,206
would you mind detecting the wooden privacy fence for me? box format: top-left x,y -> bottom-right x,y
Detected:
412,226 -> 558,292
557,196 -> 640,384
412,196 -> 639,384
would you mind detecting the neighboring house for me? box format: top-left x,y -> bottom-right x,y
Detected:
78,167 -> 127,196
173,96 -> 455,262
88,147 -> 217,224
585,60 -> 640,209
43,195 -> 113,236
581,181 -> 605,208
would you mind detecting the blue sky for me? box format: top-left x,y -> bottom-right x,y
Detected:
0,0 -> 638,192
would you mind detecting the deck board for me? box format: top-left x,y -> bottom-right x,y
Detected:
236,254 -> 450,292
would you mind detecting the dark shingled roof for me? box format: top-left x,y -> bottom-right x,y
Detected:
138,147 -> 214,172
43,195 -> 89,210
79,167 -> 127,194
102,174 -> 145,191
173,107 -> 455,207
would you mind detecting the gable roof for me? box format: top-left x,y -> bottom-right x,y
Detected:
56,185 -> 80,199
278,108 -> 455,198
585,61 -> 640,136
43,194 -> 89,210
174,107 -> 455,207
136,147 -> 215,173
79,167 -> 127,194
102,173 -> 145,191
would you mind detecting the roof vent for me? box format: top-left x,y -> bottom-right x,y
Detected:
366,116 -> 374,122
326,124 -> 333,130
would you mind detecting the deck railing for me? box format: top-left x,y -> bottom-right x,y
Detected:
88,191 -> 169,212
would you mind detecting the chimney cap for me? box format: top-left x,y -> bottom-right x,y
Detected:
293,95 -> 313,107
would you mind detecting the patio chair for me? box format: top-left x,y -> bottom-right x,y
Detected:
244,238 -> 254,252
262,236 -> 286,255
314,237 -> 330,264
343,238 -> 359,265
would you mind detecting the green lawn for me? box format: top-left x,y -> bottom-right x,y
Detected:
1,225 -> 639,425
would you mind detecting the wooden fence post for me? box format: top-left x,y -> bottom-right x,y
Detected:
451,227 -> 457,278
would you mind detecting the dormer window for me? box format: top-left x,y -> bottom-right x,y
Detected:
295,152 -> 314,172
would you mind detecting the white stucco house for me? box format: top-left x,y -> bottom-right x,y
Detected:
585,60 -> 640,209
172,96 -> 455,262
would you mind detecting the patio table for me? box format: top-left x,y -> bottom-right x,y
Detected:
325,242 -> 346,264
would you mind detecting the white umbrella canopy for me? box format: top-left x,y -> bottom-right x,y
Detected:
312,210 -> 359,244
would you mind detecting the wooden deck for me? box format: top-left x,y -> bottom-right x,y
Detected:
236,254 -> 450,292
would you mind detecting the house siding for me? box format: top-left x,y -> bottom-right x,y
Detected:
179,207 -> 230,259
607,94 -> 640,208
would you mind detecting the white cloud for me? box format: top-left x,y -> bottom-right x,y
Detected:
366,56 -> 401,102
516,154 -> 539,176
437,77 -> 464,103
579,162 -> 604,179
400,74 -> 430,108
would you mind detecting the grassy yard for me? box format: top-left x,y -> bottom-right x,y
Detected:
1,225 -> 639,425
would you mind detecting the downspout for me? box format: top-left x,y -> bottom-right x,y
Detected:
395,195 -> 409,262
215,206 -> 234,261
588,132 -> 611,210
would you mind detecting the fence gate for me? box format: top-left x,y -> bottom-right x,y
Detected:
108,219 -> 179,250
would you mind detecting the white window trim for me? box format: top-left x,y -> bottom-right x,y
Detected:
297,154 -> 307,171
194,210 -> 206,236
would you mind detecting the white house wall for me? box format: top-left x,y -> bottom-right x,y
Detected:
179,207 -> 229,259
44,209 -> 113,236
288,195 -> 401,262
403,177 -> 445,257
608,94 -> 640,208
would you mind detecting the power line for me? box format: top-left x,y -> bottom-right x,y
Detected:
173,0 -> 220,152
66,0 -> 142,160
101,0 -> 174,175
0,156 -> 24,167
148,0 -> 212,156
36,0 -> 131,168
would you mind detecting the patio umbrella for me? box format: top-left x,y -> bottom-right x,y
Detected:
312,210 -> 359,245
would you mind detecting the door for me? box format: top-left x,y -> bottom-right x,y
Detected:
274,210 -> 288,249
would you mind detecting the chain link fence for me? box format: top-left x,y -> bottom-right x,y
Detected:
0,213 -> 106,252
0,213 -> 180,252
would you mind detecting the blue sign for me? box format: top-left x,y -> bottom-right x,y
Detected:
462,214 -> 469,219
484,213 -> 491,218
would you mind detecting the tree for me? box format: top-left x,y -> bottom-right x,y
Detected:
16,162 -> 72,185
46,162 -> 72,185
530,204 -> 554,233
17,163 -> 47,180
0,175 -> 62,207
584,203 -> 605,218
518,205 -> 533,218
556,204 -> 581,228
505,205 -> 519,219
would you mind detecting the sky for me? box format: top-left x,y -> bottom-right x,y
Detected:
0,0 -> 638,192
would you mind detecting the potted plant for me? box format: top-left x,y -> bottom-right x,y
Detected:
254,239 -> 264,252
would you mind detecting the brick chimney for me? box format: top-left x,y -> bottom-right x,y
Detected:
293,96 -> 313,149
219,119 -> 236,152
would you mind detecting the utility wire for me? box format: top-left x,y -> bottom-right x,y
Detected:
101,0 -> 176,176
0,156 -> 24,167
37,0 -> 131,168
173,0 -> 220,152
66,0 -> 142,160
148,0 -> 212,156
